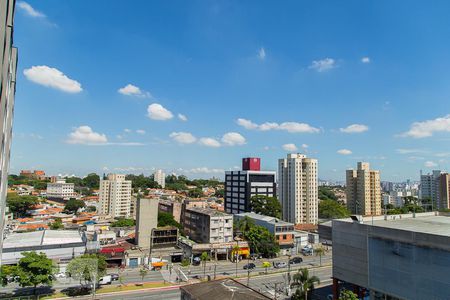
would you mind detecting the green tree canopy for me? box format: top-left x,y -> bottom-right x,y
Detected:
64,198 -> 86,214
318,199 -> 350,219
188,188 -> 203,198
50,219 -> 64,230
6,193 -> 39,217
111,218 -> 136,227
339,289 -> 358,300
66,254 -> 106,284
157,212 -> 182,230
13,251 -> 54,293
250,195 -> 282,218
319,186 -> 338,201
291,268 -> 320,300
245,225 -> 280,258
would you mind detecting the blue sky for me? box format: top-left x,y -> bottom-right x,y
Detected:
10,0 -> 450,181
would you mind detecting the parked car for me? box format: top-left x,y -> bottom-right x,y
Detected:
289,257 -> 303,265
192,257 -> 201,266
273,262 -> 287,268
54,272 -> 67,279
301,245 -> 314,256
110,273 -> 119,281
98,275 -> 112,285
243,263 -> 256,270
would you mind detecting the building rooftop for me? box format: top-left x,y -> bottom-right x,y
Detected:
235,212 -> 293,226
180,278 -> 271,300
3,230 -> 84,248
187,206 -> 231,217
336,212 -> 450,237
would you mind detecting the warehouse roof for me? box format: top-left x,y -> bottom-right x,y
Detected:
3,230 -> 84,248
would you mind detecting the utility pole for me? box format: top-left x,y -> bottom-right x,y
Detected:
213,263 -> 217,280
247,242 -> 251,286
287,250 -> 291,295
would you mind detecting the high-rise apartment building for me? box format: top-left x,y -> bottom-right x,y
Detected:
99,174 -> 132,218
0,0 -> 18,264
153,169 -> 165,188
346,162 -> 381,215
420,170 -> 442,209
278,153 -> 318,225
224,158 -> 276,214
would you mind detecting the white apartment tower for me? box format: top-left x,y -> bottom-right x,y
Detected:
278,153 -> 318,225
153,169 -> 165,188
99,174 -> 132,218
346,162 -> 381,216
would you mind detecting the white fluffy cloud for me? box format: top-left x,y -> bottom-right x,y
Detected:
340,124 -> 369,133
282,143 -> 298,152
258,47 -> 266,60
221,132 -> 246,146
198,137 -> 221,148
424,161 -> 438,168
147,103 -> 174,120
118,84 -> 150,98
17,1 -> 45,18
136,129 -> 146,135
401,115 -> 450,138
66,126 -> 107,145
185,167 -> 225,174
337,149 -> 352,155
178,114 -> 188,121
23,65 -> 82,93
396,148 -> 425,154
361,57 -> 371,63
169,132 -> 197,144
237,118 -> 320,134
309,58 -> 336,72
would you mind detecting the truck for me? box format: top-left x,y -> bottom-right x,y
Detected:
98,275 -> 112,285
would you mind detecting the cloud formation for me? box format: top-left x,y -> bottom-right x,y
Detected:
361,57 -> 371,63
169,132 -> 197,144
401,115 -> 450,138
23,66 -> 82,93
258,47 -> 266,60
424,161 -> 438,168
136,129 -> 146,135
199,137 -> 221,148
118,84 -> 150,98
178,114 -> 188,121
66,126 -> 107,145
147,103 -> 174,120
237,118 -> 320,133
221,132 -> 246,146
282,143 -> 298,152
17,1 -> 45,18
337,149 -> 352,155
309,58 -> 336,72
340,124 -> 369,133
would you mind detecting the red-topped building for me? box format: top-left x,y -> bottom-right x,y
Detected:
242,157 -> 261,171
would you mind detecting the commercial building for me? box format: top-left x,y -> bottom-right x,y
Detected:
135,198 -> 159,249
20,170 -> 46,180
1,230 -> 86,265
234,212 -> 295,255
331,213 -> 450,300
46,179 -> 75,200
346,162 -> 381,216
153,169 -> 166,188
182,207 -> 233,244
225,157 -> 276,214
439,173 -> 450,210
99,174 -> 132,218
278,153 -> 318,225
0,0 -> 18,264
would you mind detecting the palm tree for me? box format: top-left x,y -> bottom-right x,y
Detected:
291,268 -> 320,300
200,252 -> 209,279
314,246 -> 325,266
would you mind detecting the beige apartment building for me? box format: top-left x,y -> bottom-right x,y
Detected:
278,153 -> 318,225
346,162 -> 381,215
99,174 -> 132,218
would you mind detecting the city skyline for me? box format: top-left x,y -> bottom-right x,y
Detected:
10,1 -> 450,181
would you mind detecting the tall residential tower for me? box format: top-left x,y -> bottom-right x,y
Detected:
99,174 -> 132,218
346,162 -> 381,215
278,153 -> 318,225
153,169 -> 166,188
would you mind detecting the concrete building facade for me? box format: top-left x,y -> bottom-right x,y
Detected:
224,158 -> 276,215
99,174 -> 132,218
46,179 -> 75,200
278,153 -> 318,225
346,162 -> 381,216
0,0 -> 18,264
153,169 -> 165,188
182,207 -> 233,244
439,173 -> 450,210
420,170 -> 442,208
135,198 -> 159,249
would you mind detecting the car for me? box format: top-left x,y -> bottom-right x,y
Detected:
192,257 -> 201,266
243,263 -> 256,270
273,262 -> 287,268
289,257 -> 303,265
98,275 -> 112,285
191,275 -> 201,279
53,272 -> 67,279
222,272 -> 230,275
110,273 -> 119,281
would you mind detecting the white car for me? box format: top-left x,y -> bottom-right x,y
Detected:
54,272 -> 66,279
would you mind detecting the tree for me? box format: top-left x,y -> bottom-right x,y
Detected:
6,193 -> 39,217
262,261 -> 271,274
200,252 -> 209,279
339,289 -> 358,300
157,212 -> 182,230
181,259 -> 190,267
250,195 -> 282,218
188,188 -> 203,198
291,268 -> 320,300
314,246 -> 325,266
319,187 -> 338,201
1,265 -> 16,287
86,206 -> 96,212
111,218 -> 135,227
139,268 -> 148,283
82,173 -> 100,189
13,251 -> 54,296
214,189 -> 224,198
66,254 -> 106,285
234,216 -> 255,237
245,225 -> 279,258
319,199 -> 350,219
50,219 -> 64,230
64,198 -> 85,214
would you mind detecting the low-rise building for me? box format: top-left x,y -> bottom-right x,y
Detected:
158,199 -> 182,223
182,207 -> 233,244
46,179 -> 74,200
